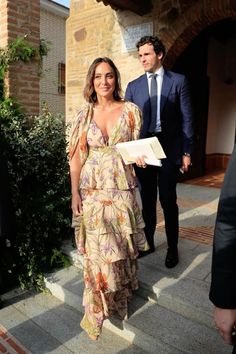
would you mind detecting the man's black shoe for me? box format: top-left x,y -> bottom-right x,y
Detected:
138,247 -> 155,259
165,248 -> 179,268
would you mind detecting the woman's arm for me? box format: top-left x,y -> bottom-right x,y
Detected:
70,144 -> 83,216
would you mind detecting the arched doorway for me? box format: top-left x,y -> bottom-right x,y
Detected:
171,19 -> 236,181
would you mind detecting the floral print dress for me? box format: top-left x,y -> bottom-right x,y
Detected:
70,102 -> 148,337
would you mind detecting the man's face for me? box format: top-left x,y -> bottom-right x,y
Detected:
138,43 -> 163,73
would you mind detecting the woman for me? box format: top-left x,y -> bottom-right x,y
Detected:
69,57 -> 148,340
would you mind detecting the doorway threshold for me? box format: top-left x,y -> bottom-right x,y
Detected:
183,169 -> 225,189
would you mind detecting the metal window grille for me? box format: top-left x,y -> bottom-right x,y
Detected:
58,62 -> 65,94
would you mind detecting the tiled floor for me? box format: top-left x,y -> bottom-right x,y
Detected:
184,170 -> 225,244
0,324 -> 29,354
184,169 -> 225,189
156,170 -> 225,246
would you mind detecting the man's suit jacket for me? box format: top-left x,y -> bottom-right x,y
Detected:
209,144 -> 236,309
125,70 -> 194,165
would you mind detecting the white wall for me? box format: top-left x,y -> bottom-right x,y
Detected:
206,37 -> 236,154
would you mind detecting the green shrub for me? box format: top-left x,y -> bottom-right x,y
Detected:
1,100 -> 72,291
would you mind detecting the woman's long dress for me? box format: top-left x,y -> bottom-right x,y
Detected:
75,106 -> 148,337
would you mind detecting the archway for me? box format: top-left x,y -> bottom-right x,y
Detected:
165,18 -> 236,180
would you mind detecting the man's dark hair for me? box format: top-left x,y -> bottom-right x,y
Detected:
136,36 -> 166,57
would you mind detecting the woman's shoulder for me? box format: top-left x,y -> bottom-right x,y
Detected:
124,101 -> 141,113
72,103 -> 92,122
76,103 -> 92,115
124,101 -> 142,118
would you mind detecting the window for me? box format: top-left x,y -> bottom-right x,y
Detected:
58,62 -> 65,94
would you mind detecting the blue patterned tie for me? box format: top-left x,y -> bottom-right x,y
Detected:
149,73 -> 157,132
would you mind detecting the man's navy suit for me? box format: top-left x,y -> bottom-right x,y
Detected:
125,70 -> 194,250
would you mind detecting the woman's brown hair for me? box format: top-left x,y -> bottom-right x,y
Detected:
83,57 -> 123,103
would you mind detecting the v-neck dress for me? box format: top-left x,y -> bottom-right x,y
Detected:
77,105 -> 148,337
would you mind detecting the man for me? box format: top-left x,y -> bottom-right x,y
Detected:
209,144 -> 236,354
125,35 -> 194,267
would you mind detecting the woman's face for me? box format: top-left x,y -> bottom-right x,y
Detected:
93,62 -> 116,100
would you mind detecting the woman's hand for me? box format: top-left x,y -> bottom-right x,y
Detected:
71,192 -> 83,216
135,156 -> 147,168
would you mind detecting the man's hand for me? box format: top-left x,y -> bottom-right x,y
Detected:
181,155 -> 191,173
214,307 -> 236,345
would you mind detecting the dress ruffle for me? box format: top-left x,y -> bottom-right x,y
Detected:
75,188 -> 147,260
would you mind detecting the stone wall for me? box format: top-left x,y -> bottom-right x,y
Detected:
66,0 -> 236,121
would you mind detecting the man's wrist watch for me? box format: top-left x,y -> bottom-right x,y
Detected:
183,152 -> 191,157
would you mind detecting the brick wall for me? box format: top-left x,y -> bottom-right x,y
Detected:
66,0 -> 236,122
0,0 -> 40,115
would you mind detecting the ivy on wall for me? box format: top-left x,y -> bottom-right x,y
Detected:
0,36 -> 50,100
0,37 -> 72,292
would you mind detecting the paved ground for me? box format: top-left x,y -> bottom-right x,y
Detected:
0,182 -> 224,354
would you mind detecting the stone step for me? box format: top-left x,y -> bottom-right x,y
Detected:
61,236 -> 214,328
45,266 -> 176,353
45,265 -> 231,354
0,289 -> 147,354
